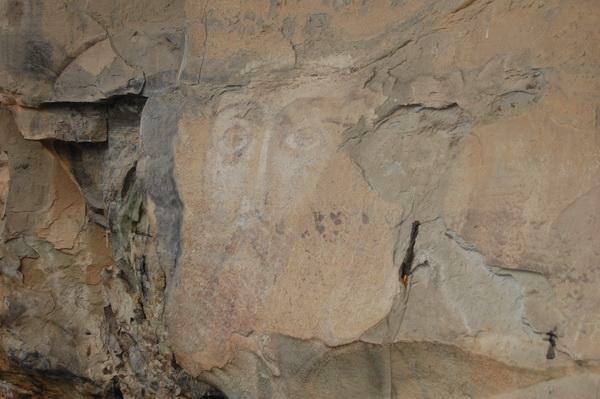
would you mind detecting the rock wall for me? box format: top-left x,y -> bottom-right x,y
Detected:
1,0 -> 599,398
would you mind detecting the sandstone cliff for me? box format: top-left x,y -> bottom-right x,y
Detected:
1,0 -> 599,398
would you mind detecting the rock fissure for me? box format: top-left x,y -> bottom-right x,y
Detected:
399,220 -> 420,287
1,1 -> 599,397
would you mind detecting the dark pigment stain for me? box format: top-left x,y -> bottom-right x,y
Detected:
361,212 -> 369,224
23,39 -> 55,78
313,211 -> 326,234
329,211 -> 343,225
6,0 -> 24,26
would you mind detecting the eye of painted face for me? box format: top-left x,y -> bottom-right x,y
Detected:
283,126 -> 323,151
221,124 -> 252,162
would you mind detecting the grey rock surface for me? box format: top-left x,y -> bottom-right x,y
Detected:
1,0 -> 599,398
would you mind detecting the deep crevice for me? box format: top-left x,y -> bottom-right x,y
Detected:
120,161 -> 137,200
0,356 -> 105,398
104,377 -> 124,399
38,93 -> 148,108
545,328 -> 558,360
171,357 -> 228,399
399,220 -> 420,287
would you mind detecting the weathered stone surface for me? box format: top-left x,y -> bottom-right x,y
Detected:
1,0 -> 599,398
0,152 -> 8,220
53,38 -> 144,102
167,77 -> 401,374
10,104 -> 107,142
0,0 -> 107,105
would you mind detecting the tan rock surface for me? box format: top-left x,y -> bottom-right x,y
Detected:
0,0 -> 599,398
167,77 -> 402,373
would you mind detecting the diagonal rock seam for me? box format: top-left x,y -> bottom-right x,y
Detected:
399,220 -> 420,286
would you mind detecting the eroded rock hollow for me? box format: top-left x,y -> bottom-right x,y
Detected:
1,0 -> 599,398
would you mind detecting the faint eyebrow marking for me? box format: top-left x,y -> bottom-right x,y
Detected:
400,220 -> 420,287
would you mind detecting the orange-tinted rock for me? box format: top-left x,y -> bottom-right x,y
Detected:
1,0 -> 599,398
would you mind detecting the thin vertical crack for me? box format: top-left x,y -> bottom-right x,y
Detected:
400,220 -> 420,287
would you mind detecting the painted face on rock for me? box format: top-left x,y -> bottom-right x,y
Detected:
207,96 -> 335,229
167,79 -> 404,374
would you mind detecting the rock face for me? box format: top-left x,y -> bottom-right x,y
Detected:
1,0 -> 599,398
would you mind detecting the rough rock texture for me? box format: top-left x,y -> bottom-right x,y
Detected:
1,0 -> 599,398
